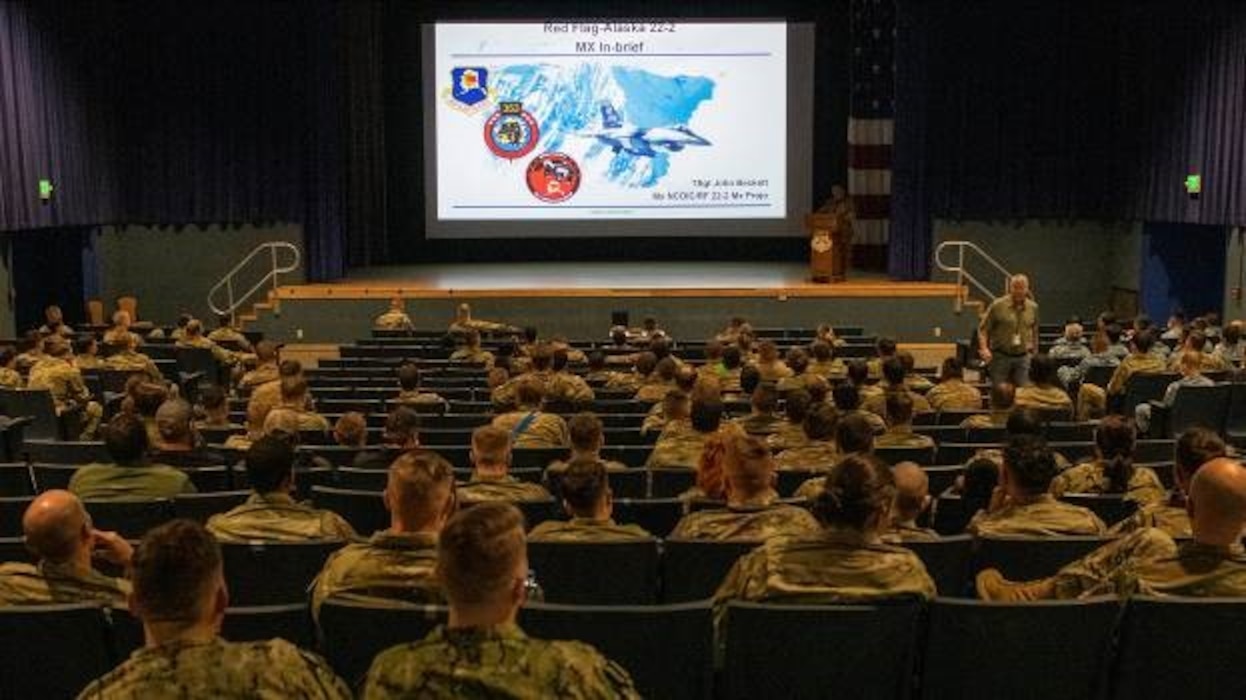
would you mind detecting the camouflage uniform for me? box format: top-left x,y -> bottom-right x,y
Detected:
882,522 -> 940,543
1046,528 -> 1246,598
207,327 -> 253,352
545,372 -> 595,406
102,329 -> 142,348
310,531 -> 441,619
394,389 -> 447,407
1014,384 -> 1073,411
925,379 -> 983,411
78,638 -> 350,699
75,355 -> 106,372
807,359 -> 847,380
449,318 -> 514,334
1049,461 -> 1167,507
753,361 -> 794,383
360,623 -> 639,700
874,427 -> 936,450
265,406 -> 331,433
239,363 -> 280,389
459,475 -> 552,504
527,517 -> 653,542
1109,501 -> 1191,539
765,422 -> 811,452
449,347 -> 495,367
0,367 -> 23,388
491,410 -> 569,449
103,349 -> 164,383
206,492 -> 357,542
374,310 -> 415,331
862,387 -> 932,417
773,441 -> 839,472
0,560 -> 130,607
1105,353 -> 1168,396
733,412 -> 786,437
177,336 -> 237,366
644,420 -> 710,469
967,494 -> 1108,537
27,357 -> 102,438
634,380 -> 673,403
960,410 -> 1009,430
670,495 -> 822,541
69,463 -> 196,501
713,527 -> 937,613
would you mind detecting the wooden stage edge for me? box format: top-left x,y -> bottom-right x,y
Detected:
275,280 -> 966,301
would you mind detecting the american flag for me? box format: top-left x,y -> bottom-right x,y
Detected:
847,0 -> 895,246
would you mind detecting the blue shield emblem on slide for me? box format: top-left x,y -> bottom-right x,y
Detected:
451,67 -> 489,106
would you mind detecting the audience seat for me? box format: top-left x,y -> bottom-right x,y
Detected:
611,498 -> 684,538
221,603 -> 315,649
0,496 -> 32,537
82,499 -> 176,539
1059,493 -> 1139,526
522,601 -> 714,700
661,539 -> 760,603
527,539 -> 661,605
0,463 -> 33,496
0,604 -> 117,699
723,601 -> 922,700
0,536 -> 30,562
1112,596 -> 1246,700
647,468 -> 696,498
875,444 -> 937,466
173,490 -> 250,523
546,467 -> 647,500
310,486 -> 388,535
921,597 -> 1119,700
23,440 -> 109,466
973,536 -> 1116,580
318,601 -> 447,687
899,535 -> 974,597
219,541 -> 344,605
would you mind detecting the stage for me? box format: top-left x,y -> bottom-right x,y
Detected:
277,262 -> 960,300
253,261 -> 975,346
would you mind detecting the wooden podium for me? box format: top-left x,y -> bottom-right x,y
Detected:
806,213 -> 849,283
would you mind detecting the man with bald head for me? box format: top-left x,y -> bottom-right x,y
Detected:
979,273 -> 1039,387
670,432 -> 821,541
0,490 -> 131,606
883,462 -> 938,542
980,457 -> 1246,600
311,450 -> 456,618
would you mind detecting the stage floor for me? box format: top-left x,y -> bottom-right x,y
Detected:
277,262 -> 960,300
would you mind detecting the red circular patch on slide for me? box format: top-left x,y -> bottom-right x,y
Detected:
525,153 -> 581,203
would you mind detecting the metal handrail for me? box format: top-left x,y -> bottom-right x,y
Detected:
207,242 -> 301,318
934,240 -> 1013,312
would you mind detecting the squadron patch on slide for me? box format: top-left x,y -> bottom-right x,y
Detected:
443,67 -> 494,114
484,102 -> 540,160
526,153 -> 582,203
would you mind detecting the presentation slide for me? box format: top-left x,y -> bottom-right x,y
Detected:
433,21 -> 787,221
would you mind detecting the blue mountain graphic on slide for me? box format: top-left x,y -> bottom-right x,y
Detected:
491,64 -> 715,188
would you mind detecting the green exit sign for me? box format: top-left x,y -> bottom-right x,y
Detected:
1184,174 -> 1201,194
38,179 -> 53,201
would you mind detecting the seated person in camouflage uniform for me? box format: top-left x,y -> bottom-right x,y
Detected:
39,304 -> 75,338
671,433 -> 821,541
176,318 -> 238,367
448,302 -> 518,335
866,336 -> 899,381
1112,428 -> 1227,538
1014,353 -> 1073,412
102,310 -> 142,349
1095,329 -> 1167,404
697,340 -> 728,383
373,297 -> 415,332
545,412 -> 629,477
961,382 -> 1015,429
897,350 -> 934,393
74,337 -> 105,371
391,362 -> 446,408
967,435 -> 1107,537
807,339 -> 847,380
206,313 -> 253,353
713,454 -> 937,625
206,436 -> 356,542
194,385 -> 239,431
150,398 -> 227,470
874,393 -> 936,450
641,388 -> 690,438
245,359 -> 306,437
238,340 -> 280,390
0,490 -> 131,607
642,365 -> 698,433
264,376 -> 331,434
775,402 -> 840,472
448,329 -> 496,368
635,355 -> 679,403
529,459 -> 652,542
645,396 -> 725,470
766,389 -> 813,451
925,357 -> 982,412
490,378 -> 569,450
459,425 -> 553,504
792,412 -> 877,500
360,503 -> 639,699
716,316 -> 749,345
751,341 -> 794,383
27,335 -> 103,439
1048,321 -> 1090,360
311,449 -> 455,619
979,457 -> 1246,601
863,357 -> 932,418
832,381 -> 886,434
0,346 -> 22,388
1049,414 -> 1166,508
69,413 -> 196,501
332,412 -> 368,448
584,350 -> 628,386
544,347 -> 594,407
733,383 -> 785,437
718,346 -> 745,394
79,520 -> 350,699
1169,330 -> 1232,374
353,407 -> 421,471
883,462 -> 939,542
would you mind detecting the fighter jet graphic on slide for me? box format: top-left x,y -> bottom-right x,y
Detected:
585,103 -> 711,157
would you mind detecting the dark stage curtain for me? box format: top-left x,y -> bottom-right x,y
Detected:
892,0 -> 1246,277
